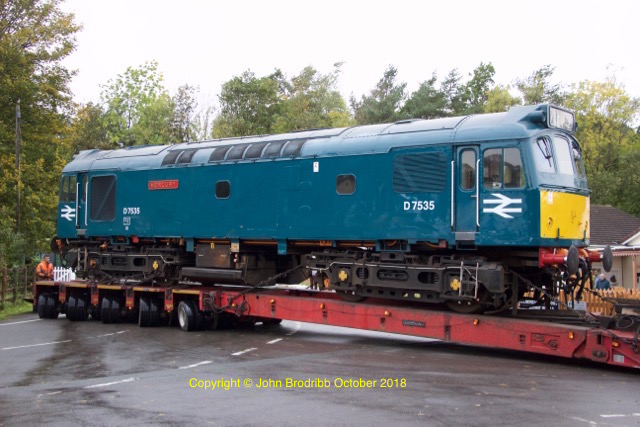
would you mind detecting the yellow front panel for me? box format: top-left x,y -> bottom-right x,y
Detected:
540,191 -> 590,239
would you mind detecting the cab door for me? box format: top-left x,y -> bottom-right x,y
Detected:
57,174 -> 77,238
76,173 -> 88,234
454,146 -> 479,242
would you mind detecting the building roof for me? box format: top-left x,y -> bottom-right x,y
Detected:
590,205 -> 640,246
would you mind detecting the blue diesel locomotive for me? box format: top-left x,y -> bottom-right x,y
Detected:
54,104 -> 608,313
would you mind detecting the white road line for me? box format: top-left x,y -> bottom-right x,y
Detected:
96,330 -> 129,338
0,319 -> 41,326
2,339 -> 72,351
570,416 -> 597,425
84,377 -> 137,389
231,348 -> 257,356
266,338 -> 283,344
600,414 -> 626,418
286,321 -> 301,336
178,361 -> 213,370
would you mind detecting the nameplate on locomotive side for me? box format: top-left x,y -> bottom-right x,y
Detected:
402,319 -> 426,328
148,180 -> 179,190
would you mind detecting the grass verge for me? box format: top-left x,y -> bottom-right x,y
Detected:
0,300 -> 33,321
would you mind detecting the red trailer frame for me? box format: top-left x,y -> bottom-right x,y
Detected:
33,280 -> 640,369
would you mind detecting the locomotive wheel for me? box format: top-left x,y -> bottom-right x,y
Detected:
446,287 -> 490,314
336,290 -> 366,303
138,296 -> 151,327
67,294 -> 78,321
177,300 -> 197,331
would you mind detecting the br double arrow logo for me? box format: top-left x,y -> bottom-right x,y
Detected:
61,205 -> 76,221
482,193 -> 522,219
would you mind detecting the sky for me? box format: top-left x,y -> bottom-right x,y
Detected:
60,0 -> 640,111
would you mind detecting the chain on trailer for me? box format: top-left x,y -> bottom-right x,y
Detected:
204,264 -> 305,316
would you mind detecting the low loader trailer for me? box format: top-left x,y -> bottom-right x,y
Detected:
33,280 -> 640,370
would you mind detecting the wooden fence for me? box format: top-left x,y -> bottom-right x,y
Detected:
0,265 -> 34,308
559,288 -> 640,316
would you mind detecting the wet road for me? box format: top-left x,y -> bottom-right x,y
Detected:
1,312 -> 639,426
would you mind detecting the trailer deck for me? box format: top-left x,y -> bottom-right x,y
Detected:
33,280 -> 640,369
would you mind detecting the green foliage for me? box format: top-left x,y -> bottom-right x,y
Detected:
516,65 -> 564,105
0,0 -> 79,258
463,62 -> 495,114
350,65 -> 407,124
213,65 -> 352,137
100,60 -> 174,146
69,102 -> 113,152
440,69 -> 467,116
484,85 -> 521,113
272,64 -> 352,132
171,84 -> 199,142
213,70 -> 282,138
564,78 -> 640,215
401,74 -> 447,119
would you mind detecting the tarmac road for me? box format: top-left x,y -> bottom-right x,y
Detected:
1,312 -> 639,426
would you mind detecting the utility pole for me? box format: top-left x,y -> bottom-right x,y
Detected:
15,99 -> 21,232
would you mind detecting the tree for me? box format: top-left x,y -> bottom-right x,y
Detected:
350,65 -> 407,124
170,84 -> 199,142
68,102 -> 112,153
100,60 -> 172,146
212,70 -> 282,138
484,85 -> 520,113
272,64 -> 352,132
440,69 -> 466,116
401,73 -> 447,119
0,0 -> 79,254
516,65 -> 564,105
463,62 -> 495,114
564,78 -> 640,215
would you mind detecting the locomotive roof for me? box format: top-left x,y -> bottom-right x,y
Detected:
63,104 -> 559,173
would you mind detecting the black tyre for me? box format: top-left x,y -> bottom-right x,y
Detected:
76,295 -> 88,321
101,296 -> 112,324
45,293 -> 58,319
265,318 -> 283,326
177,300 -> 196,331
37,293 -> 48,319
110,297 -> 122,323
138,296 -> 150,327
67,294 -> 78,321
149,297 -> 161,326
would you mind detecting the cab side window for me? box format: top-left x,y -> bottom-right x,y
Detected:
60,176 -> 77,202
483,148 -> 525,190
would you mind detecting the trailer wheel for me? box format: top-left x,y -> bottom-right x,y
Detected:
149,297 -> 161,326
138,296 -> 150,327
37,293 -> 48,319
110,296 -> 122,323
45,293 -> 58,319
76,295 -> 88,321
265,318 -> 283,326
101,296 -> 112,323
67,294 -> 78,321
178,300 -> 197,331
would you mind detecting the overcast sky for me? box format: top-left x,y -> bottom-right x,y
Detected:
61,0 -> 640,110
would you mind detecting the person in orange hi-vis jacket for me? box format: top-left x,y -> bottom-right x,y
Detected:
36,255 -> 54,280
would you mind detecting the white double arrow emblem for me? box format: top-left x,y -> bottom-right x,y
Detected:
482,193 -> 522,219
61,205 -> 76,221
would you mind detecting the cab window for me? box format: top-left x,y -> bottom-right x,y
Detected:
553,135 -> 574,175
60,176 -> 77,202
483,147 -> 525,190
533,137 -> 556,173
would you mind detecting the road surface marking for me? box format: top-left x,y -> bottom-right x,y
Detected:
96,330 -> 129,338
178,361 -> 213,369
232,348 -> 257,356
84,377 -> 137,389
0,319 -> 42,326
2,339 -> 72,351
600,414 -> 625,418
266,338 -> 283,344
286,321 -> 301,336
